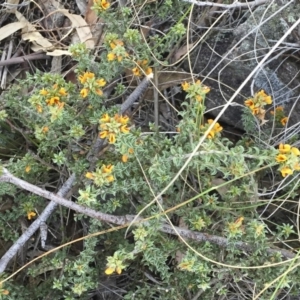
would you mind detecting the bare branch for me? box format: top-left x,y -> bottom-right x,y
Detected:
120,73 -> 153,113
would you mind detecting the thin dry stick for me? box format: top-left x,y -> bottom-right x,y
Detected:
0,73 -> 154,273
183,0 -> 269,9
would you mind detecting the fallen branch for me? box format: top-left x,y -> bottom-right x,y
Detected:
0,168 -> 295,272
0,51 -> 50,67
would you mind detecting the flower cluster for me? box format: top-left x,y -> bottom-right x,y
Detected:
201,119 -> 223,139
270,106 -> 288,126
104,250 -> 128,275
37,84 -> 68,112
93,0 -> 110,12
78,71 -> 106,98
99,113 -> 130,144
244,90 -> 272,115
85,164 -> 114,186
275,143 -> 300,177
181,80 -> 210,102
107,39 -> 129,62
132,60 -> 152,76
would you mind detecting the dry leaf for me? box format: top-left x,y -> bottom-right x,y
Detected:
57,9 -> 95,49
0,22 -> 25,42
15,11 -> 54,51
46,50 -> 72,56
174,43 -> 195,62
85,0 -> 98,25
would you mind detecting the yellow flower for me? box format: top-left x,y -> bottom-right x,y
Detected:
105,267 -> 115,275
264,95 -> 272,105
291,147 -> 300,156
107,52 -> 116,61
207,130 -> 215,139
40,88 -> 48,96
108,133 -> 116,144
120,125 -> 129,134
244,99 -> 254,108
279,143 -> 291,154
141,59 -> 148,66
122,154 -> 128,163
100,113 -> 110,123
25,165 -> 31,173
99,130 -> 108,139
202,85 -> 210,94
100,0 -> 110,10
145,67 -> 153,75
251,107 -> 260,115
280,166 -> 293,177
102,164 -> 113,173
58,88 -> 68,96
256,90 -> 272,104
117,55 -> 123,62
119,115 -> 129,124
85,172 -> 95,179
80,88 -> 89,98
280,117 -> 288,126
195,95 -> 202,102
95,89 -> 103,96
106,175 -> 114,182
79,72 -> 95,84
276,154 -> 287,162
214,123 -> 223,133
132,67 -> 140,76
109,40 -> 124,49
207,119 -> 223,133
182,81 -> 190,91
96,78 -> 106,87
42,126 -> 49,133
46,96 -> 60,106
27,211 -> 36,220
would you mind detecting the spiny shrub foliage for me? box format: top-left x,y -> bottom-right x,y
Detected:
0,1 -> 300,299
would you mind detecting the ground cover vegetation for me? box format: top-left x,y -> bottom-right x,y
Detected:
0,0 -> 300,299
